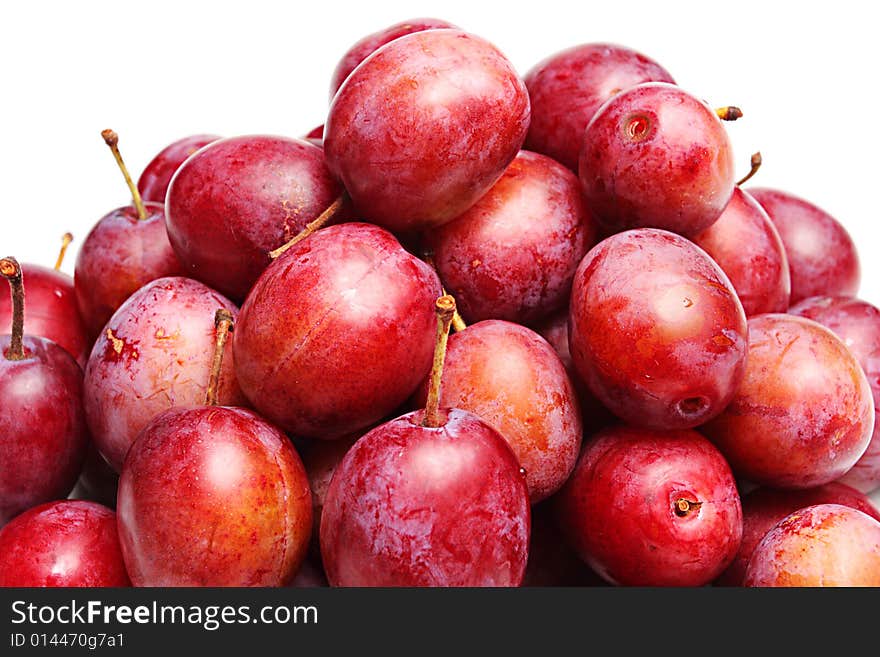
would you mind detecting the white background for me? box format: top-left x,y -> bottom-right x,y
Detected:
1,0 -> 877,299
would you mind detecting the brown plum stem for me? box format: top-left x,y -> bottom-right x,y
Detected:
736,152 -> 762,186
54,232 -> 73,271
422,253 -> 467,332
205,308 -> 234,406
674,498 -> 703,517
422,295 -> 456,428
0,257 -> 25,361
268,193 -> 348,259
102,129 -> 147,220
715,106 -> 743,121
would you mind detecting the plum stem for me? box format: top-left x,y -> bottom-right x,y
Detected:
54,232 -> 73,271
268,193 -> 348,259
736,152 -> 762,186
0,257 -> 25,361
205,308 -> 234,406
422,295 -> 457,428
715,106 -> 743,121
421,252 -> 467,332
674,497 -> 703,517
450,306 -> 467,333
102,129 -> 147,220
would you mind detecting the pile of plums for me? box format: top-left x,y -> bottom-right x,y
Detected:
2,18 -> 880,588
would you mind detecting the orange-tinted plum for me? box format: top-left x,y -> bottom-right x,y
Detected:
717,483 -> 880,586
790,296 -> 880,492
166,136 -> 344,300
702,314 -> 874,488
234,223 -> 441,439
533,309 -> 615,434
744,504 -> 880,587
692,187 -> 790,315
117,406 -> 312,586
137,134 -> 220,203
320,409 -> 530,586
524,43 -> 674,170
555,425 -> 742,586
0,501 -> 129,586
579,83 -> 735,236
569,229 -> 747,429
0,263 -> 88,367
428,150 -> 597,324
329,18 -> 456,99
414,320 -> 581,502
324,30 -> 530,232
749,188 -> 859,304
84,277 -> 243,471
1,258 -> 87,526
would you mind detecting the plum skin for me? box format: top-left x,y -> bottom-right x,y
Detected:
302,432 -> 361,554
328,18 -> 456,99
320,408 -> 530,587
524,43 -> 674,171
0,500 -> 129,587
568,228 -> 747,430
83,276 -> 243,471
117,406 -> 312,587
744,504 -> 880,587
165,135 -> 343,301
554,425 -> 742,587
716,482 -> 880,586
414,320 -> 582,503
137,134 -> 219,203
790,296 -> 880,492
74,202 -> 183,339
0,335 -> 88,527
579,82 -> 735,236
324,29 -> 530,232
691,187 -> 791,316
428,150 -> 597,325
234,223 -> 441,440
702,314 -> 874,489
749,188 -> 859,304
533,309 -> 616,434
